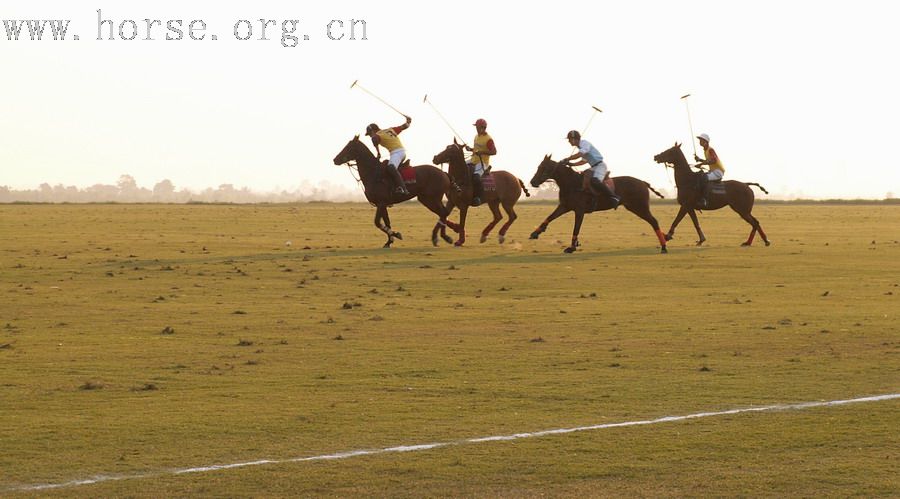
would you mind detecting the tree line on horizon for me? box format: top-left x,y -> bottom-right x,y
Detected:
0,174 -> 563,203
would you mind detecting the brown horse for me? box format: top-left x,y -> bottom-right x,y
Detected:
333,136 -> 455,248
529,155 -> 669,253
431,140 -> 531,246
653,143 -> 770,247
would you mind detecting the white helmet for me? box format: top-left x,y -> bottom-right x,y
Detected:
697,133 -> 711,143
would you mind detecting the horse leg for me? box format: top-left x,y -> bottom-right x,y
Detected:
418,194 -> 453,246
455,206 -> 469,246
481,201 -> 503,243
440,198 -> 458,243
443,199 -> 461,235
497,200 -> 518,244
666,205 -> 688,241
432,199 -> 451,246
564,209 -> 585,253
431,221 -> 442,247
530,204 -> 569,239
624,204 -> 668,254
733,208 -> 770,247
374,206 -> 394,248
687,209 -> 706,246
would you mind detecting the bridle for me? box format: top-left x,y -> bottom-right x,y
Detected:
336,142 -> 368,189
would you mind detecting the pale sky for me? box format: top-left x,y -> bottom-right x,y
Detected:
2,0 -> 899,199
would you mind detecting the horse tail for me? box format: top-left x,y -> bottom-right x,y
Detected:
746,183 -> 769,195
518,177 -> 531,197
644,182 -> 665,199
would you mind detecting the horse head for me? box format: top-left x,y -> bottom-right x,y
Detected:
333,135 -> 369,165
432,138 -> 466,165
653,142 -> 685,168
530,154 -> 561,187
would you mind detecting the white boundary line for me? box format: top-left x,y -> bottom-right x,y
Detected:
6,393 -> 899,492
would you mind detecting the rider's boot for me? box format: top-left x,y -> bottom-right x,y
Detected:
697,175 -> 709,208
472,173 -> 484,206
390,167 -> 410,196
591,178 -> 620,209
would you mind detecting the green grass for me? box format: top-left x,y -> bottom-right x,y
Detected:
1,203 -> 898,496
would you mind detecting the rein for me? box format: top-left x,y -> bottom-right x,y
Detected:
345,161 -> 363,188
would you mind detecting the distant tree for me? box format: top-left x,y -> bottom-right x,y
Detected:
153,179 -> 176,202
117,174 -> 137,191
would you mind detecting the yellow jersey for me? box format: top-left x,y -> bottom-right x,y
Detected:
375,128 -> 404,152
703,146 -> 725,173
471,132 -> 495,167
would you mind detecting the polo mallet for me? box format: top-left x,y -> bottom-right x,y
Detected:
351,80 -> 408,118
568,105 -> 603,157
423,94 -> 467,145
681,93 -> 697,158
582,105 -> 603,136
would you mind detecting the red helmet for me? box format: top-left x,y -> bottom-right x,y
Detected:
473,118 -> 487,128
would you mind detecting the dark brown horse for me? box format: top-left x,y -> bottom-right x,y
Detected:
431,140 -> 531,246
653,143 -> 770,247
529,155 -> 669,253
333,136 -> 454,248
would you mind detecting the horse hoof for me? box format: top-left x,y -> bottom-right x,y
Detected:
696,240 -> 705,247
442,235 -> 454,245
529,232 -> 540,240
480,235 -> 488,244
660,246 -> 668,254
741,242 -> 751,247
454,240 -> 465,247
432,237 -> 439,247
664,234 -> 674,241
383,243 -> 392,249
498,234 -> 506,244
393,232 -> 403,240
564,246 -> 576,254
765,240 -> 771,247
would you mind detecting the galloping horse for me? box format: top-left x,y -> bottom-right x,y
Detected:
529,155 -> 669,253
653,143 -> 770,247
333,136 -> 454,248
432,140 -> 530,246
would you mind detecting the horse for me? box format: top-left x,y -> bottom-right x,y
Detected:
431,140 -> 531,246
333,136 -> 455,248
653,143 -> 770,247
529,155 -> 669,254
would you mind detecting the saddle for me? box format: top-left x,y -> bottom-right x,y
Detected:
380,159 -> 411,169
379,159 -> 415,184
581,171 -> 616,211
580,171 -> 615,194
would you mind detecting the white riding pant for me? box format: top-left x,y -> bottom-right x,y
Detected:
706,169 -> 724,181
469,162 -> 486,176
590,161 -> 609,180
388,148 -> 406,169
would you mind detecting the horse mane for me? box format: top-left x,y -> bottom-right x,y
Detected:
549,162 -> 584,192
668,145 -> 690,170
444,144 -> 470,185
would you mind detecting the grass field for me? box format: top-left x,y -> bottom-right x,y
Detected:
1,202 -> 898,497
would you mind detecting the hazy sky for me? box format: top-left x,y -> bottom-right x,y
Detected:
2,0 -> 899,199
